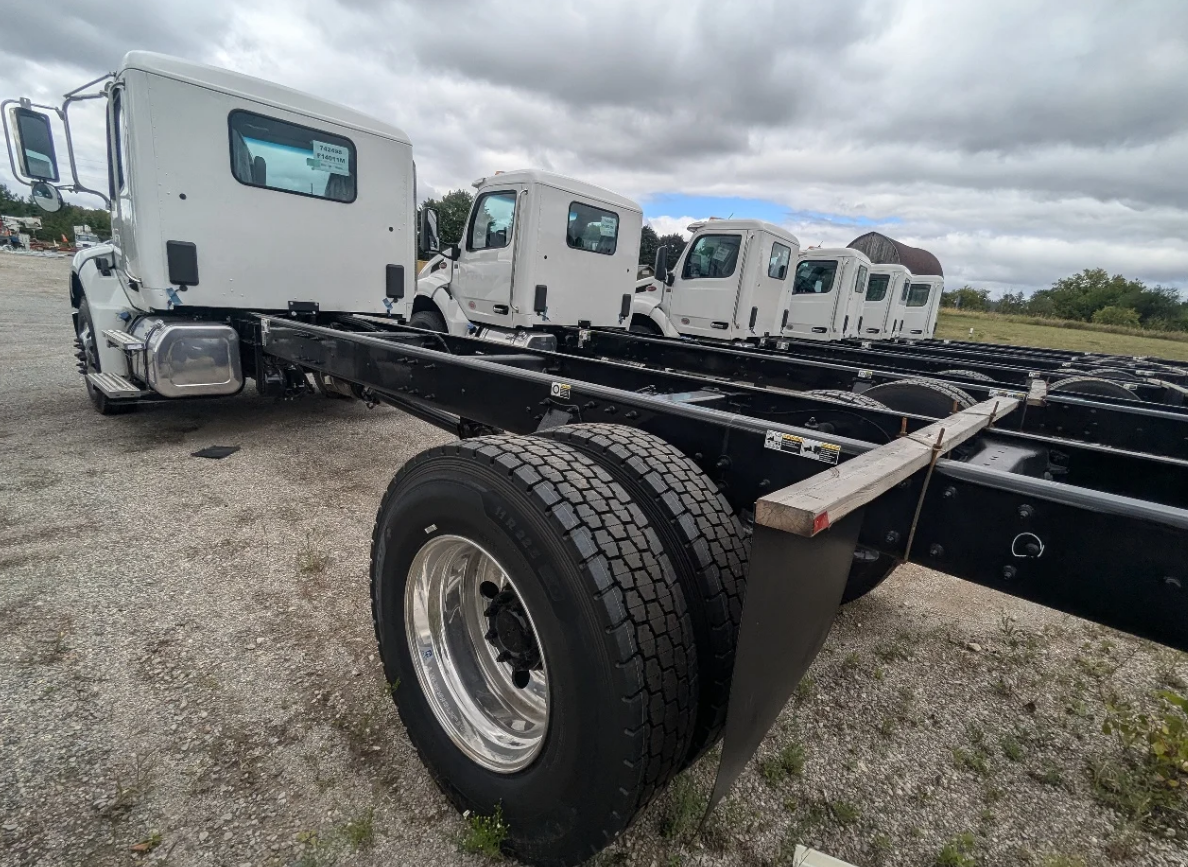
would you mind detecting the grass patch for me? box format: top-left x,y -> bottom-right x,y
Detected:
795,675 -> 816,701
760,741 -> 806,786
1000,734 -> 1025,763
461,805 -> 508,859
936,309 -> 1188,360
827,800 -> 860,826
935,831 -> 978,867
952,747 -> 992,777
658,775 -> 702,840
296,535 -> 331,575
341,807 -> 375,852
874,631 -> 916,663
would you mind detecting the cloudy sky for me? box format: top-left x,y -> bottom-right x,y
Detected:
3,0 -> 1186,295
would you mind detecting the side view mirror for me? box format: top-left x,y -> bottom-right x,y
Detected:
418,206 -> 441,258
30,180 -> 62,213
11,107 -> 60,182
653,246 -> 669,283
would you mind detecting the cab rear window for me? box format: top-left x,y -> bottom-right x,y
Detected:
567,202 -> 619,255
228,110 -> 356,203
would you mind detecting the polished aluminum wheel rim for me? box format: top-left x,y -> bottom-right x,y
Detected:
405,534 -> 549,772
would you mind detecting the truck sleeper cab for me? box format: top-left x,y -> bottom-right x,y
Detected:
633,219 -> 799,340
3,51 -> 426,413
413,170 -> 643,339
857,264 -> 912,340
779,247 -> 871,341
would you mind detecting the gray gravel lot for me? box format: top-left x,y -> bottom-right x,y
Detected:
2,252 -> 1185,867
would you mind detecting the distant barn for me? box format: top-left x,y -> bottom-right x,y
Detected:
847,232 -> 943,277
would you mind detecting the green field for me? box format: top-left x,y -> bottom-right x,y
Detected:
935,310 -> 1188,362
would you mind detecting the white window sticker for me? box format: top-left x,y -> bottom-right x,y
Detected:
311,140 -> 351,176
712,244 -> 732,261
599,215 -> 618,237
763,430 -> 841,465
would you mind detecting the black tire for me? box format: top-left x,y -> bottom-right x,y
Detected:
75,297 -> 135,416
938,368 -> 994,382
409,307 -> 448,332
841,546 -> 898,603
629,314 -> 663,336
534,423 -> 747,765
1049,376 -> 1136,400
371,435 -> 697,866
862,378 -> 976,417
807,389 -> 889,410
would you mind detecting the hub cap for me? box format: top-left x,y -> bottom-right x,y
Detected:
405,535 -> 548,772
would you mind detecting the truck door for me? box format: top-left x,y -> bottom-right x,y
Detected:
859,273 -> 892,338
666,232 -> 747,338
743,238 -> 792,336
783,258 -> 844,341
106,85 -> 139,281
900,280 -> 934,336
452,185 -> 524,324
847,264 -> 869,337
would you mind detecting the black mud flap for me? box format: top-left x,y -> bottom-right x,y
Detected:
708,510 -> 863,812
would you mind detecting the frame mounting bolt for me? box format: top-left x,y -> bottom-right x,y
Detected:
928,543 -> 944,557
1002,565 -> 1017,580
943,486 -> 957,499
1017,504 -> 1034,519
885,530 -> 900,544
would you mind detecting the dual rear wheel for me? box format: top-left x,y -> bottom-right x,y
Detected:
370,425 -> 890,864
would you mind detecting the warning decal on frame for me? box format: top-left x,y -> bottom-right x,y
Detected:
310,140 -> 351,175
763,430 -> 841,465
550,382 -> 571,400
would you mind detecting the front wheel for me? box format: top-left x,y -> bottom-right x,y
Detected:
75,298 -> 134,416
371,435 -> 697,865
408,307 -> 448,332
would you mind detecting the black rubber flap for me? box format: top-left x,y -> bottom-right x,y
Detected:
708,511 -> 862,814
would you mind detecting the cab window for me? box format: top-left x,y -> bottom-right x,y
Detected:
767,242 -> 791,279
228,110 -> 357,203
468,191 -> 517,251
682,234 -> 742,279
905,282 -> 931,307
792,260 -> 837,295
854,264 -> 869,293
566,201 -> 619,255
866,274 -> 890,302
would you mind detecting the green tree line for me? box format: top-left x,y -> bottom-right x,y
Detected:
942,269 -> 1188,332
1,182 -> 111,245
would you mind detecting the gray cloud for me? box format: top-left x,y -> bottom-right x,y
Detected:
1,0 -> 1184,294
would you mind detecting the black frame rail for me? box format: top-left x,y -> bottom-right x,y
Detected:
259,314 -> 1188,807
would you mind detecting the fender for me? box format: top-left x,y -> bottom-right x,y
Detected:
630,289 -> 681,338
415,266 -> 474,336
70,243 -> 118,308
74,253 -> 140,378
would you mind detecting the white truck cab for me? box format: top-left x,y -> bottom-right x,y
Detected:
413,171 -> 642,339
846,232 -> 943,340
3,51 -> 433,412
633,219 -> 799,340
858,264 -> 912,340
777,247 -> 871,341
897,274 -> 944,338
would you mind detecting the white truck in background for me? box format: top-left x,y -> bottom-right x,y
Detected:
412,171 -> 642,340
631,223 -> 872,343
846,231 -> 944,339
631,219 -> 801,340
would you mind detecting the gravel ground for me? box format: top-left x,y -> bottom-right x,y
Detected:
1,252 -> 1185,867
